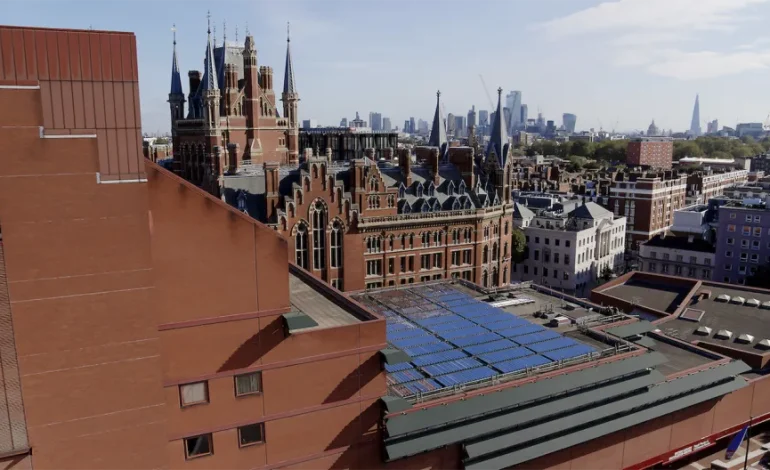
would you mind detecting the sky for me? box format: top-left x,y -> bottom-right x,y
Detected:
4,0 -> 770,134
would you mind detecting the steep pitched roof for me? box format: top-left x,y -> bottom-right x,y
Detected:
283,24 -> 297,95
170,26 -> 184,95
200,19 -> 219,92
487,87 -> 509,166
569,201 -> 612,220
428,91 -> 448,159
513,202 -> 535,220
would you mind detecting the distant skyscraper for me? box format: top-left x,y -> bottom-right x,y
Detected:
369,112 -> 383,131
563,113 -> 577,134
536,113 -> 545,133
404,119 -> 411,133
454,115 -> 466,138
418,119 -> 429,134
446,113 -> 456,134
467,106 -> 477,129
479,110 -> 489,128
409,117 -> 416,135
302,119 -> 318,129
382,117 -> 392,132
520,104 -> 528,126
689,94 -> 702,137
351,112 -> 367,128
506,91 -> 522,134
707,119 -> 719,134
340,117 -> 348,127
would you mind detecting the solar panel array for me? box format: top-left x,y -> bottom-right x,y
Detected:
363,284 -> 598,398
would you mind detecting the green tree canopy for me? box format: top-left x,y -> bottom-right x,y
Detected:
511,229 -> 527,264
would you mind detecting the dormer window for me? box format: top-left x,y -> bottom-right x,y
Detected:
398,183 -> 406,198
447,181 -> 455,195
433,200 -> 441,212
416,183 -> 424,198
458,181 -> 466,195
427,182 -> 435,197
452,199 -> 461,210
421,202 -> 430,213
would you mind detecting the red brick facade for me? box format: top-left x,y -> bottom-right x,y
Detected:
627,138 -> 674,169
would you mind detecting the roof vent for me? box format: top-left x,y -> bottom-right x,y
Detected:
695,326 -> 713,336
737,334 -> 755,344
746,298 -> 761,307
757,339 -> 770,350
715,329 -> 733,340
700,290 -> 712,300
730,296 -> 746,305
716,294 -> 731,303
761,301 -> 770,310
680,308 -> 705,322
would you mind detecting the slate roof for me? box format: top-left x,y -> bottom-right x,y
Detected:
569,201 -> 612,220
428,92 -> 448,160
487,88 -> 509,167
513,202 -> 535,220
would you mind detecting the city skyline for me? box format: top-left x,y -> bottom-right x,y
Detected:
3,0 -> 770,134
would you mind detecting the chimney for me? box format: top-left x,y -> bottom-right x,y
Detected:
188,70 -> 201,96
364,148 -> 375,162
264,162 -> 281,221
382,147 -> 393,161
429,147 -> 440,185
399,148 -> 412,186
227,143 -> 239,173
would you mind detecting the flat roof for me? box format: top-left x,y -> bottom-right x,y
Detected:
288,273 -> 362,329
600,278 -> 691,313
642,335 -> 718,376
658,285 -> 770,355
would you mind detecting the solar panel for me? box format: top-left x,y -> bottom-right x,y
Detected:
479,347 -> 533,364
415,314 -> 461,327
422,358 -> 485,377
543,344 -> 596,361
497,324 -> 546,338
411,349 -> 469,367
440,326 -> 490,340
476,313 -> 524,324
430,319 -> 477,333
390,368 -> 427,384
494,355 -> 552,374
385,362 -> 415,373
527,337 -> 579,354
388,329 -> 432,341
434,367 -> 499,387
450,332 -> 503,348
390,335 -> 443,349
454,307 -> 498,318
401,342 -> 454,357
482,319 -> 531,332
463,339 -> 519,356
511,330 -> 561,345
387,322 -> 417,333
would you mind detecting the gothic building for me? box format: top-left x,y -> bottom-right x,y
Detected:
168,19 -> 299,195
223,89 -> 518,291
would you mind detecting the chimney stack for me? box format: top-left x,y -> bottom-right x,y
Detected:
399,149 -> 412,186
429,147 -> 440,185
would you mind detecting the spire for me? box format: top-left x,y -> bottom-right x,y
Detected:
428,90 -> 448,159
283,22 -> 297,95
201,11 -> 219,92
689,93 -> 702,137
170,24 -> 183,95
487,87 -> 509,166
217,19 -> 227,91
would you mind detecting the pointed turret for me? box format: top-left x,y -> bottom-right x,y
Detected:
282,22 -> 300,163
200,14 -> 219,92
487,87 -> 509,166
169,25 -> 184,96
283,23 -> 297,95
428,90 -> 448,160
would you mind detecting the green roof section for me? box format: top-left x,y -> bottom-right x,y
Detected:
634,336 -> 657,349
605,320 -> 656,339
281,311 -> 318,332
385,352 -> 668,438
381,396 -> 412,414
380,348 -> 411,366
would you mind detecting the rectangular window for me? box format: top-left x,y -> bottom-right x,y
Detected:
408,256 -> 414,272
565,255 -> 570,265
755,215 -> 762,222
730,213 -> 736,219
534,250 -> 540,261
563,272 -> 569,280
331,279 -> 343,290
434,253 -> 442,268
728,225 -> 736,232
463,250 -> 472,265
555,239 -> 560,246
740,253 -> 748,261
751,254 -> 759,263
238,423 -> 265,447
180,382 -> 208,407
741,240 -> 749,248
452,251 -> 460,266
388,258 -> 395,274
185,434 -> 213,459
367,260 -> 382,276
543,268 -> 548,277
727,238 -> 734,245
742,226 -> 751,236
725,264 -> 733,270
752,240 -> 760,250
565,240 -> 571,247
400,257 -> 406,273
754,227 -> 762,237
689,256 -> 696,264
663,253 -> 670,260
726,251 -> 733,258
421,254 -> 430,270
545,238 -> 550,245
649,263 -> 656,272
523,265 -> 529,274
235,372 -> 262,396
650,251 -> 657,259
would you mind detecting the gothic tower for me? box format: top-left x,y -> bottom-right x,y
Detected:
201,14 -> 222,188
282,23 -> 300,163
168,25 -> 185,123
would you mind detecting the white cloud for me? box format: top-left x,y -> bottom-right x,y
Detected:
538,0 -> 768,39
736,36 -> 770,49
645,49 -> 770,79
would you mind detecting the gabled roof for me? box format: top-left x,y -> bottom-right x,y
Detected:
428,91 -> 448,159
487,87 -> 509,167
569,201 -> 612,220
513,202 -> 535,220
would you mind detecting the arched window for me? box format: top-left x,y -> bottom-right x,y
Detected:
434,231 -> 441,246
409,233 -> 415,249
432,200 -> 441,212
401,234 -> 407,248
483,245 -> 489,263
503,267 -> 508,284
447,181 -> 455,195
492,242 -> 499,260
311,202 -> 326,270
295,223 -> 309,269
503,242 -> 509,258
422,232 -> 429,247
416,183 -> 424,198
398,183 -> 406,198
370,177 -> 379,192
504,221 -> 510,235
482,270 -> 488,287
452,199 -> 461,211
492,267 -> 499,286
389,235 -> 395,251
428,182 -> 435,197
459,181 -> 466,195
421,202 -> 430,213
330,220 -> 343,268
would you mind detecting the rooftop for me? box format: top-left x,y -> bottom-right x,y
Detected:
288,269 -> 367,330
642,234 -> 715,254
599,278 -> 691,314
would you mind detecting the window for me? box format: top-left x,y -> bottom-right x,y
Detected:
483,246 -> 489,263
675,266 -> 682,275
330,221 -> 343,268
725,264 -> 733,270
742,226 -> 751,236
752,240 -> 760,250
746,215 -> 753,222
235,372 -> 262,396
535,237 -> 540,244
545,238 -> 550,245
751,254 -> 759,263
726,251 -> 733,258
367,260 -> 382,276
421,254 -> 430,270
563,272 -> 569,280
727,238 -> 734,245
555,239 -> 560,247
728,224 -> 736,232
663,253 -> 670,260
689,256 -> 696,264
389,258 -> 395,274
662,264 -> 669,274
185,434 -> 212,459
648,262 -> 656,272
702,269 -> 710,279
564,255 -> 570,265
565,240 -> 571,247
676,255 -> 683,262
533,250 -> 539,261
756,215 -> 762,223
400,256 -> 406,272
754,227 -> 762,237
433,253 -> 442,268
180,382 -> 208,406
295,223 -> 309,269
740,253 -> 748,261
650,251 -> 657,259
554,253 -> 560,264
331,278 -> 343,290
730,213 -> 736,219
238,424 -> 264,447
311,202 -> 326,270
742,239 -> 749,248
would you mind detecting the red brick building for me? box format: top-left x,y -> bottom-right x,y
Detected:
626,137 -> 674,169
168,20 -> 299,194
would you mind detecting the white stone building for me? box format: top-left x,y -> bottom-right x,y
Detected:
512,202 -> 627,295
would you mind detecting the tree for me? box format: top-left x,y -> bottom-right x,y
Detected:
511,229 -> 527,264
600,265 -> 614,282
673,141 -> 703,160
746,265 -> 770,288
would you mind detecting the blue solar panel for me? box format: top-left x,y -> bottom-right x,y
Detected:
390,368 -> 427,384
439,326 -> 489,339
386,322 -> 417,333
422,358 -> 484,377
527,337 -> 579,354
454,307 -> 498,318
411,349 -> 469,367
408,379 -> 442,394
475,313 -> 523,324
479,347 -> 533,364
430,319 -> 477,333
434,367 -> 498,387
390,335 -> 442,349
387,329 -> 431,341
480,319 -> 531,332
514,330 -> 562,345
543,344 -> 596,361
494,355 -> 552,374
385,362 -> 415,373
444,298 -> 477,308
450,332 -> 503,348
401,342 -> 454,357
463,339 -> 518,355
498,324 -> 547,338
415,314 -> 460,327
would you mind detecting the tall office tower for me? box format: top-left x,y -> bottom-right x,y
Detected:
536,112 -> 546,132
506,90 -> 522,134
689,94 -> 702,137
563,113 -> 577,134
369,112 -> 383,131
382,117 -> 392,131
707,119 -> 719,134
468,105 -> 477,129
520,104 -> 528,126
418,119 -> 429,134
404,119 -> 411,133
454,115 -> 466,138
340,117 -> 348,127
409,117 -> 416,135
446,113 -> 456,134
479,109 -> 489,128
302,119 -> 318,129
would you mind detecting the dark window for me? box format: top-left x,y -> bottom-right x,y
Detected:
185,434 -> 212,459
235,372 -> 262,396
238,423 -> 264,447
